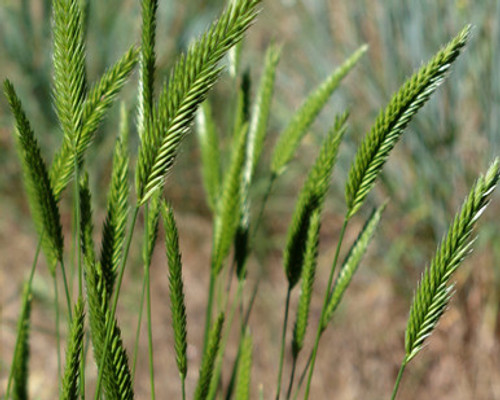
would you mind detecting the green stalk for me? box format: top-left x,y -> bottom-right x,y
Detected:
146,263 -> 156,399
144,205 -> 156,400
4,237 -> 41,400
391,358 -> 407,400
275,286 -> 292,400
292,352 -> 312,400
207,279 -> 245,400
94,204 -> 140,398
203,270 -> 217,354
60,258 -> 73,322
286,355 -> 298,400
73,155 -> 82,298
132,276 -> 147,380
303,217 -> 348,400
54,275 -> 62,395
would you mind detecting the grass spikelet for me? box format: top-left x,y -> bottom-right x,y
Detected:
61,298 -> 85,400
161,202 -> 188,381
79,172 -> 95,263
322,202 -> 386,331
137,0 -> 158,136
52,0 -> 87,142
284,114 -> 347,288
345,26 -> 471,219
194,314 -> 225,400
4,80 -> 64,272
245,43 -> 282,181
85,257 -> 133,400
292,210 -> 321,357
136,0 -> 262,204
211,123 -> 249,275
404,159 -> 500,363
100,130 -> 130,298
12,284 -> 32,400
270,46 -> 366,176
235,330 -> 253,400
50,46 -> 139,199
77,45 -> 139,156
196,101 -> 221,211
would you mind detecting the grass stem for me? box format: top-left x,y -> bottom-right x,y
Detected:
303,217 -> 348,400
132,275 -> 147,380
275,286 -> 292,400
391,358 -> 407,400
146,259 -> 156,399
3,237 -> 42,400
203,269 -> 217,354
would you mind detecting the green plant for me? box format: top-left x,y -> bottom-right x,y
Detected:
2,1 -> 498,399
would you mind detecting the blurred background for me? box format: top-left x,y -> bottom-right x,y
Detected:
1,0 -> 499,398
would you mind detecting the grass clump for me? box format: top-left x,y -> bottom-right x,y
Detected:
2,1 -> 498,399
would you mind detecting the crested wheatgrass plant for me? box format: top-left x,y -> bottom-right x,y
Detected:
3,1 -> 498,399
345,25 -> 471,220
391,159 -> 500,399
